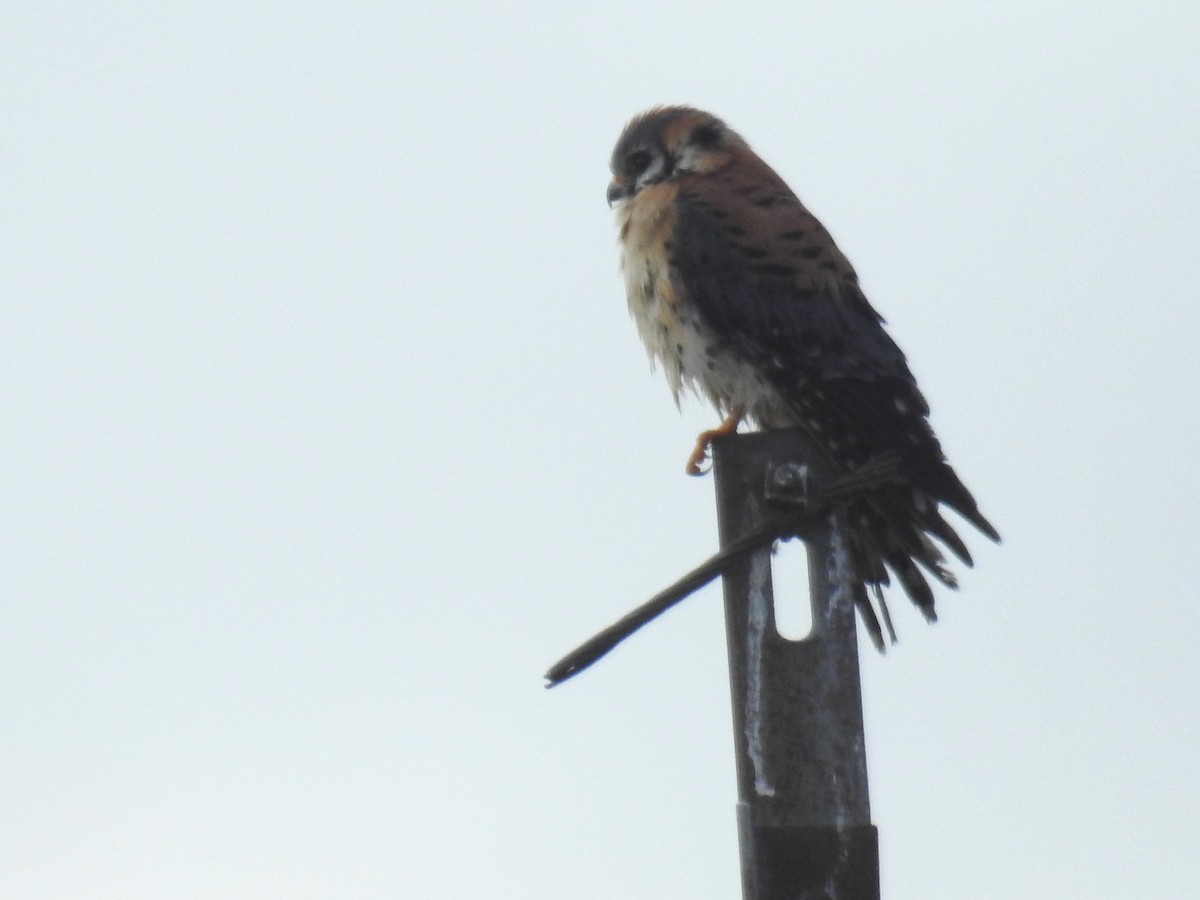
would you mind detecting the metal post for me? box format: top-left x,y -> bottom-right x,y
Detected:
712,428 -> 880,900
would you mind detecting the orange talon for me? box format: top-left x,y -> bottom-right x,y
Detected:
685,406 -> 745,476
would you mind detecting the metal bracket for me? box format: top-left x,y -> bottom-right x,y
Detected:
763,460 -> 811,508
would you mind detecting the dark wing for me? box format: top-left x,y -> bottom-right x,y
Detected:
671,154 -> 997,640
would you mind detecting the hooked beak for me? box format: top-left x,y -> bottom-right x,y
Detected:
606,178 -> 632,207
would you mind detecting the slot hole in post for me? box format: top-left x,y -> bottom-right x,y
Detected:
770,539 -> 814,641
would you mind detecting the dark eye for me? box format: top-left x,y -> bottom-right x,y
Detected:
625,149 -> 653,174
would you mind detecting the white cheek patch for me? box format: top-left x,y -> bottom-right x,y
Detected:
674,138 -> 733,176
675,144 -> 703,173
635,156 -> 667,191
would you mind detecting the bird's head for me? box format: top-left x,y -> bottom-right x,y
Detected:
607,106 -> 741,207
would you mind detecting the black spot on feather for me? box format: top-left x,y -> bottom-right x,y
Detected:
750,263 -> 794,278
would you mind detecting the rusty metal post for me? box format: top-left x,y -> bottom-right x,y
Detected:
712,428 -> 880,900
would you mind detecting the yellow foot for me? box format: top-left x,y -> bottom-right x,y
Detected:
685,406 -> 745,476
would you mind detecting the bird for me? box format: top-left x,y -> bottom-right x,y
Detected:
606,105 -> 998,646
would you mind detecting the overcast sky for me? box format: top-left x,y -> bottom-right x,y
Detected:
2,3 -> 1198,898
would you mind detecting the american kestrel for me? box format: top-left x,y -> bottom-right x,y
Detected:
607,106 -> 998,644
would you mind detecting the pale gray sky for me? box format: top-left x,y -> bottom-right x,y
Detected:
2,2 -> 1198,898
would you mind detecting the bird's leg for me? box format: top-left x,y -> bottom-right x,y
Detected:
686,405 -> 745,476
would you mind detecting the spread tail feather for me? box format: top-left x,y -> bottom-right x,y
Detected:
841,479 -> 997,646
